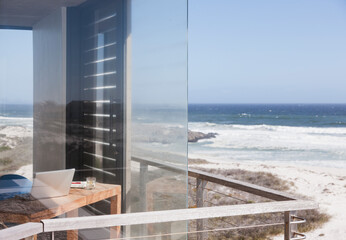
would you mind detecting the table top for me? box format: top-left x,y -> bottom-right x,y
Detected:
0,183 -> 121,223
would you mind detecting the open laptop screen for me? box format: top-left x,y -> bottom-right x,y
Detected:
31,169 -> 75,199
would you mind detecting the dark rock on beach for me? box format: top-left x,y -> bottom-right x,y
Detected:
188,130 -> 218,142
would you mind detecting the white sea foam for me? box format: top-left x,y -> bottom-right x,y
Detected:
189,122 -> 346,168
0,116 -> 33,120
0,116 -> 33,128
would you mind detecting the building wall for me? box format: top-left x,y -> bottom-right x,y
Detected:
33,8 -> 67,172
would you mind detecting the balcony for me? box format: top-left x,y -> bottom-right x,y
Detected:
0,157 -> 317,240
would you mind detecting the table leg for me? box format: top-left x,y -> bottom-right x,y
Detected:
66,209 -> 78,240
23,235 -> 37,240
110,194 -> 121,239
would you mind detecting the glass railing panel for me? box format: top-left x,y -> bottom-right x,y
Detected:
0,29 -> 33,201
0,1 -> 188,239
129,0 -> 188,238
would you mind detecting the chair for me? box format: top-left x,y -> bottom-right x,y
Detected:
0,174 -> 32,201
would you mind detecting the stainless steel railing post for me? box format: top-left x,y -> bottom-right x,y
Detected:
196,179 -> 207,240
285,211 -> 299,240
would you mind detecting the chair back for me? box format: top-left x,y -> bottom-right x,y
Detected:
0,174 -> 32,200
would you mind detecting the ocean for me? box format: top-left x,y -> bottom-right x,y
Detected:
188,104 -> 346,169
2,104 -> 346,168
0,104 -> 33,128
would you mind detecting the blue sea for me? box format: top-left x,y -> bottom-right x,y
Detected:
0,104 -> 33,128
188,104 -> 346,169
2,104 -> 346,168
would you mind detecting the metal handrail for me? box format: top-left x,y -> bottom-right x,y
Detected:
134,157 -> 315,240
0,223 -> 42,240
188,168 -> 296,201
292,232 -> 307,240
0,200 -> 316,240
291,215 -> 306,224
133,157 -> 296,200
41,200 -> 316,232
0,157 -> 317,239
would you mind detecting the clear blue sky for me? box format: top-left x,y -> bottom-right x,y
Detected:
1,0 -> 346,104
0,30 -> 33,104
189,0 -> 346,103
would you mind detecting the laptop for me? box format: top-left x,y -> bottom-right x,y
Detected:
30,169 -> 75,199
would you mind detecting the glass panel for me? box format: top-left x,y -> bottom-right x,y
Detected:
128,0 -> 188,238
66,0 -> 125,187
0,0 -> 188,239
0,29 -> 33,194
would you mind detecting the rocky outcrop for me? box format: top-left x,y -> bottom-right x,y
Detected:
188,130 -> 218,142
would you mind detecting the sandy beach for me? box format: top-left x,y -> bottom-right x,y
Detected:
189,159 -> 346,239
1,122 -> 345,239
0,126 -> 32,176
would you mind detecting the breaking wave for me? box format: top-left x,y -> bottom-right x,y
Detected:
189,122 -> 346,168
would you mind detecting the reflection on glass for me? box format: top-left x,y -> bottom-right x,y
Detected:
129,0 -> 188,238
0,0 -> 188,238
0,30 -> 33,194
66,0 -> 125,188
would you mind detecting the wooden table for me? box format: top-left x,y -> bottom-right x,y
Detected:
0,183 -> 121,239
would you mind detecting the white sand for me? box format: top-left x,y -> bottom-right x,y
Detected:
15,164 -> 33,180
0,126 -> 33,176
0,126 -> 32,138
191,160 -> 346,239
0,126 -> 32,148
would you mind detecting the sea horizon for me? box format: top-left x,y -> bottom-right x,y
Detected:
1,103 -> 346,168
